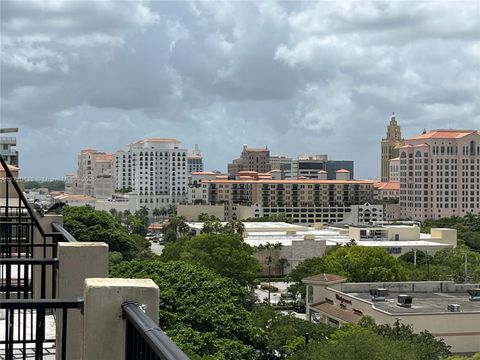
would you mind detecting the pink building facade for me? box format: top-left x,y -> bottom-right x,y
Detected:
399,130 -> 480,220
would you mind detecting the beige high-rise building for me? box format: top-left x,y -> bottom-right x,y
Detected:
381,113 -> 404,182
399,129 -> 480,220
68,149 -> 115,199
228,145 -> 271,176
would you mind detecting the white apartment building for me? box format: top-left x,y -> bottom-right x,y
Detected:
114,138 -> 188,210
399,130 -> 480,220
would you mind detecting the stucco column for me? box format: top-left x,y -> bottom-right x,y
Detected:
33,214 -> 62,299
56,242 -> 108,360
83,278 -> 159,360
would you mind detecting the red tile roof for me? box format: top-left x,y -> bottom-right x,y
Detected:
129,138 -> 181,146
374,182 -> 400,190
1,163 -> 19,172
313,302 -> 361,323
336,169 -> 350,173
408,129 -> 479,140
204,179 -> 373,185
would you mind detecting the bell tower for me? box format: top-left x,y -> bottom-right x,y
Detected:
381,113 -> 404,182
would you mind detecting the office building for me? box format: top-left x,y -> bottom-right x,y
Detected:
381,113 -> 404,182
282,155 -> 354,180
114,138 -> 188,209
187,144 -> 204,174
269,155 -> 292,171
0,128 -> 19,166
399,129 -> 480,220
228,145 -> 271,176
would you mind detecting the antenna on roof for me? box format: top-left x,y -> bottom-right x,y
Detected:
422,129 -> 427,135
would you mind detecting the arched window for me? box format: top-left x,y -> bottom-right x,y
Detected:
415,151 -> 422,157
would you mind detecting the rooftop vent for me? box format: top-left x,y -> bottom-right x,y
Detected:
396,294 -> 412,308
369,288 -> 389,302
447,304 -> 461,312
467,288 -> 480,301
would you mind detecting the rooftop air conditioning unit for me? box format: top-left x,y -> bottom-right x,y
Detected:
467,289 -> 480,301
447,304 -> 461,312
397,294 -> 412,308
369,288 -> 389,302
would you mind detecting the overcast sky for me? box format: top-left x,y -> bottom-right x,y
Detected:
1,0 -> 479,179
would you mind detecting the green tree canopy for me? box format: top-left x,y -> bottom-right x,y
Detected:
289,245 -> 407,283
110,260 -> 258,359
160,233 -> 261,286
62,205 -> 137,257
291,324 -> 424,360
422,213 -> 480,250
359,316 -> 451,360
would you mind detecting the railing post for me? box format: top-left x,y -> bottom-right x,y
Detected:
56,242 -> 108,360
33,214 -> 62,299
82,278 -> 159,360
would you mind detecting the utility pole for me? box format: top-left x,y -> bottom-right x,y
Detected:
413,249 -> 417,266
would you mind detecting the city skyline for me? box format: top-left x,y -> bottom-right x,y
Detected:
2,1 -> 479,178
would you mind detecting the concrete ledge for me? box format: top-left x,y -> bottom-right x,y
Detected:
83,278 -> 159,360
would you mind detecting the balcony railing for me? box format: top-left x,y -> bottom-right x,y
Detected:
0,155 -> 189,360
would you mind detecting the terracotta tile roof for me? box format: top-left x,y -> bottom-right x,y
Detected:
243,147 -> 269,152
191,171 -> 217,175
204,179 -> 373,185
302,273 -> 347,283
129,138 -> 181,146
187,154 -> 202,159
1,163 -> 19,171
374,182 -> 400,190
408,129 -> 479,140
336,169 -> 350,173
95,154 -> 113,161
65,172 -> 75,177
318,170 -> 327,173
312,302 -> 361,323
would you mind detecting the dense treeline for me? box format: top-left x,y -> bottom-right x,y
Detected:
62,206 -> 153,259
62,206 -> 476,359
289,244 -> 480,286
25,179 -> 65,191
422,213 -> 480,250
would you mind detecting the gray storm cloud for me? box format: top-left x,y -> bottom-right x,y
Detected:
1,0 -> 479,178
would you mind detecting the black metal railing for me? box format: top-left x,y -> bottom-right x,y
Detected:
51,222 -> 77,243
1,155 -> 189,360
0,258 -> 58,299
122,302 -> 189,360
0,298 -> 83,360
0,155 -> 56,259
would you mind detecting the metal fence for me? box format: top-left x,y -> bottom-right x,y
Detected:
1,298 -> 84,360
1,155 -> 189,360
122,302 -> 189,360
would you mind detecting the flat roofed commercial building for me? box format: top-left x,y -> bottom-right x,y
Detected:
304,274 -> 480,354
